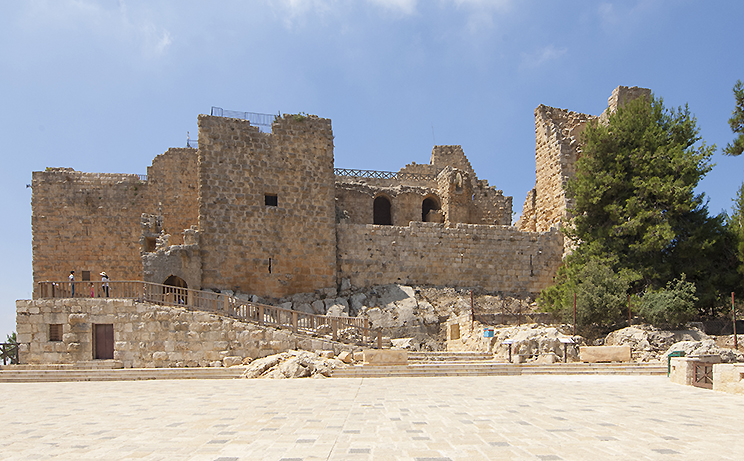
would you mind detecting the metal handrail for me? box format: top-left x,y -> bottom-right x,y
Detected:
335,168 -> 441,182
210,107 -> 274,132
37,280 -> 376,346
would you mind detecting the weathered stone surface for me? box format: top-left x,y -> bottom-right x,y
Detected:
363,349 -> 407,366
222,356 -> 243,367
713,363 -> 744,395
579,346 -> 631,363
337,351 -> 353,364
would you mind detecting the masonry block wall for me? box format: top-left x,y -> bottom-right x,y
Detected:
145,148 -> 199,246
196,114 -> 336,298
518,86 -> 652,234
31,169 -> 149,295
336,221 -> 563,294
16,298 -> 352,367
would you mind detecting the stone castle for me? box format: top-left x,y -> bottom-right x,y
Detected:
30,86 -> 649,301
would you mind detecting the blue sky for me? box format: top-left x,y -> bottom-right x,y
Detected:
1,0 -> 743,339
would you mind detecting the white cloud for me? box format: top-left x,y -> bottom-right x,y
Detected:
18,0 -> 173,59
519,44 -> 567,70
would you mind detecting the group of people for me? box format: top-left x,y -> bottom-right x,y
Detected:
67,270 -> 110,297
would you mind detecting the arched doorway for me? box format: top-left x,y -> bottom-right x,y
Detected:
422,196 -> 441,222
163,275 -> 187,305
373,196 -> 392,225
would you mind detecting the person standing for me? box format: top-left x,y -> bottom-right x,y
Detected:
100,271 -> 110,297
69,270 -> 75,297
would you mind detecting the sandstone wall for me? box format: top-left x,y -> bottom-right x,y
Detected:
16,298 -> 352,368
145,148 -> 199,245
31,169 -> 148,295
196,114 -> 336,298
528,105 -> 593,232
335,183 -> 441,226
336,222 -> 563,294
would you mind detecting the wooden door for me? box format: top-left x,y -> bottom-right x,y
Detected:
93,324 -> 114,360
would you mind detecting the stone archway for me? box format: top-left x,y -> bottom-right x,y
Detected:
422,196 -> 441,222
163,275 -> 188,305
373,195 -> 392,225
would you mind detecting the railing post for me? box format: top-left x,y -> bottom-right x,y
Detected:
223,294 -> 229,314
292,311 -> 298,333
377,328 -> 382,349
332,318 -> 338,341
364,318 -> 369,344
259,305 -> 264,326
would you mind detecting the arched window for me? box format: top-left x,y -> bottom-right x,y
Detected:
373,196 -> 392,225
422,196 -> 441,222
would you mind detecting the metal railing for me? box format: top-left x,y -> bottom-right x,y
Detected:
1,342 -> 19,365
335,168 -> 441,182
37,281 -> 377,346
186,138 -> 199,149
210,107 -> 275,132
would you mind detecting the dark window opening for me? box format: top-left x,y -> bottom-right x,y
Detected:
81,271 -> 91,282
163,275 -> 188,305
373,196 -> 392,225
145,237 -> 157,252
49,324 -> 63,342
422,197 -> 441,222
93,324 -> 114,360
265,194 -> 278,207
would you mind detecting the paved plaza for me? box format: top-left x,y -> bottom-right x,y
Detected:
1,375 -> 743,460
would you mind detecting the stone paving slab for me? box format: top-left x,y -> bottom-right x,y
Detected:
1,375 -> 743,460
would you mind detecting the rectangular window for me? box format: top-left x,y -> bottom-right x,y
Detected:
81,271 -> 91,282
49,324 -> 63,342
265,194 -> 278,207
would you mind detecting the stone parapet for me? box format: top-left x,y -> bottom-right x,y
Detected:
713,363 -> 744,395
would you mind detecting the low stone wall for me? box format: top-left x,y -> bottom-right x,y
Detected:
16,298 -> 353,368
337,222 -> 563,294
713,363 -> 744,395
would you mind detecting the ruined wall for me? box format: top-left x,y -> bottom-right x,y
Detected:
336,221 -> 563,294
518,105 -> 593,233
518,86 -> 652,234
16,298 -> 351,367
145,148 -> 199,245
335,183 -> 441,226
197,114 -> 336,298
31,169 -> 148,295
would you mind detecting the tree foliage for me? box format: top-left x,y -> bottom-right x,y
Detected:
540,255 -> 630,329
724,79 -> 744,156
728,183 -> 744,279
540,94 -> 738,326
637,276 -> 698,327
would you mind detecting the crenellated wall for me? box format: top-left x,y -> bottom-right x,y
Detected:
336,221 -> 563,295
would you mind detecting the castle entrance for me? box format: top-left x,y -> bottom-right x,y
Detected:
163,275 -> 188,305
93,324 -> 114,360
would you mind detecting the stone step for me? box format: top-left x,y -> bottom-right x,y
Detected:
332,362 -> 667,378
407,352 -> 494,362
0,367 -> 246,383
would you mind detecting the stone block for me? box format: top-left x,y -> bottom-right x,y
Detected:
579,345 -> 631,363
363,349 -> 408,366
713,364 -> 744,395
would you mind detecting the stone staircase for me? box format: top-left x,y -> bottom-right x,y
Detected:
332,351 -> 667,378
0,366 -> 245,383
